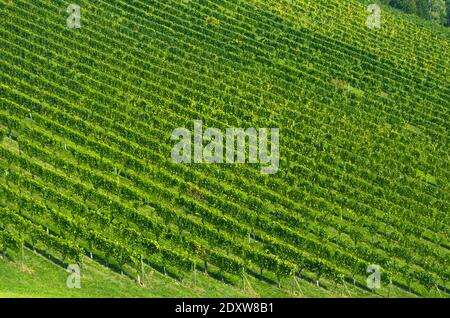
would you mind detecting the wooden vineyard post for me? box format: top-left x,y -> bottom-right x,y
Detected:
387,280 -> 392,298
193,260 -> 197,288
293,276 -> 304,296
291,276 -> 294,293
194,267 -> 197,288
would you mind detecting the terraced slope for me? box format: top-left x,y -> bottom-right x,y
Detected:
4,246 -> 336,298
0,0 -> 449,297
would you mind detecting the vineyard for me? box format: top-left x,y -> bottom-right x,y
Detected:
0,0 -> 449,297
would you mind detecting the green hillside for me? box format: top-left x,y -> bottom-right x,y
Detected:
0,0 -> 449,298
4,245 -> 391,297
